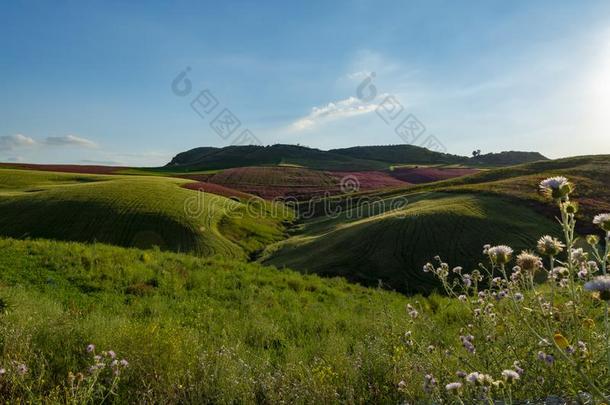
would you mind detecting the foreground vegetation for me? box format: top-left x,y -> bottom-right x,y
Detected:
1,176 -> 610,402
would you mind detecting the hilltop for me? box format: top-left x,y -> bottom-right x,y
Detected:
166,144 -> 548,171
166,144 -> 388,171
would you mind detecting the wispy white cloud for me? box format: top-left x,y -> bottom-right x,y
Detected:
0,134 -> 36,151
44,135 -> 98,148
290,96 -> 378,131
0,133 -> 99,151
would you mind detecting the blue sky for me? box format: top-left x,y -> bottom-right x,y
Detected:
1,0 -> 610,166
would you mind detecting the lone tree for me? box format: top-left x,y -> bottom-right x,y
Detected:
472,149 -> 482,157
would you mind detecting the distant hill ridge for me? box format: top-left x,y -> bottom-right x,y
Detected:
167,143 -> 548,171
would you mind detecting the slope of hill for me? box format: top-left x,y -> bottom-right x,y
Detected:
377,154 -> 610,226
330,144 -> 468,165
0,236 -> 419,403
263,192 -> 558,294
166,144 -> 388,171
470,150 -> 548,166
0,169 -> 291,258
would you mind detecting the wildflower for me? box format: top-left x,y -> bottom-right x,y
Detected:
16,364 -> 27,375
86,344 -> 95,353
539,176 -> 572,200
460,335 -> 475,354
466,372 -> 480,384
452,266 -> 463,274
471,270 -> 483,281
458,295 -> 467,302
423,263 -> 433,273
516,251 -> 542,273
462,274 -> 472,288
119,359 -> 129,367
406,304 -> 419,319
502,369 -> 520,384
593,213 -> 610,232
108,350 -> 116,359
445,382 -> 462,392
427,345 -> 435,352
487,245 -> 513,265
537,236 -> 565,256
398,380 -> 407,390
563,201 -> 578,214
423,374 -> 437,393
578,268 -> 588,280
549,266 -> 568,281
587,261 -> 600,273
587,234 -> 600,246
483,244 -> 491,254
571,248 -> 588,264
585,276 -> 610,300
537,351 -> 555,365
0,368 -> 5,376
497,290 -> 508,300
554,333 -> 570,349
456,370 -> 467,378
514,292 -> 524,302
513,361 -> 524,375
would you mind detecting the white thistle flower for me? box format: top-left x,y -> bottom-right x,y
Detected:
593,213 -> 610,232
539,176 -> 572,199
516,251 -> 542,273
537,235 -> 565,256
487,245 -> 513,265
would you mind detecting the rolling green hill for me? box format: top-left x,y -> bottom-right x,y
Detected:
373,154 -> 610,227
469,150 -> 548,166
329,144 -> 468,165
263,192 -> 559,294
166,144 -> 388,171
0,169 -> 291,258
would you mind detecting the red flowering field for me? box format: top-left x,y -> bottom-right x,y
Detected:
197,166 -> 410,200
389,167 -> 480,184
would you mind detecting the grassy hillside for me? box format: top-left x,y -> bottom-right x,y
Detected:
264,193 -> 559,293
330,145 -> 547,166
0,169 -> 291,258
376,155 -> 610,227
0,237 -> 422,403
166,144 -> 388,171
330,144 -> 468,165
470,150 -> 548,166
